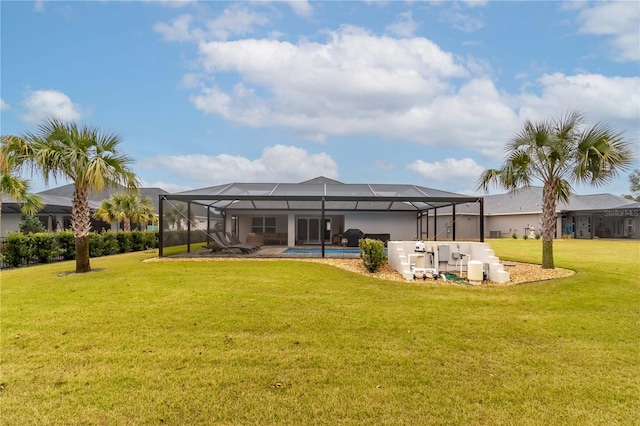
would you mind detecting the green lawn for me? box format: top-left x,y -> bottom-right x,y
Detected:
1,239 -> 638,425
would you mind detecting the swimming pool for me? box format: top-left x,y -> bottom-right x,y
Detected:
283,248 -> 387,255
283,248 -> 362,255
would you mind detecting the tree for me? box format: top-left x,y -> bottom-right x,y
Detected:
478,111 -> 634,269
93,193 -> 158,232
18,215 -> 46,234
622,169 -> 640,202
21,118 -> 139,273
163,203 -> 192,231
0,135 -> 43,230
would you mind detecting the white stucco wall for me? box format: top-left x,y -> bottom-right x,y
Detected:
343,211 -> 417,241
485,213 -> 542,239
422,214 -> 480,241
484,213 -> 563,239
1,214 -> 22,237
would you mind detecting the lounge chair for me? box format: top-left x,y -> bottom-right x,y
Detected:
209,233 -> 255,254
215,232 -> 261,252
225,231 -> 262,250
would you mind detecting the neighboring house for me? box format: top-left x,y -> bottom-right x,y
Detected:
431,186 -> 638,240
564,200 -> 640,240
1,193 -> 102,237
481,187 -> 637,240
1,184 -> 169,237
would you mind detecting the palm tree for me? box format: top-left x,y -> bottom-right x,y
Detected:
478,111 -> 634,269
163,203 -> 193,231
0,135 -> 43,230
94,193 -> 157,232
21,118 -> 139,273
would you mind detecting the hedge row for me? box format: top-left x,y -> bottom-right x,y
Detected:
0,230 -> 159,269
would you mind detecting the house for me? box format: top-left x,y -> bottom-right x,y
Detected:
1,184 -> 169,237
428,186 -> 638,240
159,176 -> 485,256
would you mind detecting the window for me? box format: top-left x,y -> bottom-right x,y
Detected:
252,216 -> 276,233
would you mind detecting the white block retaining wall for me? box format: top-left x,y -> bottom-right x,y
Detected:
387,241 -> 510,284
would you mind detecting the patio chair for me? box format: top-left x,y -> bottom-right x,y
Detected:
209,233 -> 256,254
215,232 -> 261,252
225,231 -> 262,250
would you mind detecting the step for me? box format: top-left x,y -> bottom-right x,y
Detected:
490,269 -> 510,284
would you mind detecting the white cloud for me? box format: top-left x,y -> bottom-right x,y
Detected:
286,0 -> 313,18
160,12 -> 637,162
0,99 -> 10,111
386,11 -> 419,38
189,26 -> 522,151
407,158 -> 485,184
152,0 -> 196,8
137,145 -> 338,187
376,161 -> 396,171
439,7 -> 484,32
462,1 -> 488,8
204,4 -> 269,41
20,90 -> 85,124
154,14 -> 198,42
577,1 -> 640,62
516,73 -> 640,131
154,5 -> 268,42
140,180 -> 193,193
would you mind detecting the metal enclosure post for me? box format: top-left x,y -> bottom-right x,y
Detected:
321,198 -> 325,258
433,207 -> 438,241
452,204 -> 456,241
187,202 -> 191,253
480,198 -> 485,242
158,195 -> 164,257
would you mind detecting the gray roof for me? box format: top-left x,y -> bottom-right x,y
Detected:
483,187 -> 587,215
1,193 -> 100,213
38,184 -> 168,211
169,178 -> 481,212
431,186 -> 633,216
571,193 -> 634,210
2,184 -> 168,214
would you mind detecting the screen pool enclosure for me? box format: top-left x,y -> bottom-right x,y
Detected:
158,180 -> 485,257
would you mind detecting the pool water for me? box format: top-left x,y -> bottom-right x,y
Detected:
283,248 -> 362,255
283,248 -> 388,255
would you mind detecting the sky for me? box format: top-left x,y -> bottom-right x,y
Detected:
1,0 -> 639,197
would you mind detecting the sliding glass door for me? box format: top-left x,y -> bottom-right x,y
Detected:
297,217 -> 330,244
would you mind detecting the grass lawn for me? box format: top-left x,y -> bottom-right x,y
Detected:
1,239 -> 638,425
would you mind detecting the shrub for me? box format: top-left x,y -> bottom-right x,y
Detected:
30,233 -> 62,264
101,232 -> 120,256
131,230 -> 146,251
116,232 -> 133,253
359,238 -> 387,273
56,231 -> 76,260
143,231 -> 158,249
523,234 -> 529,240
19,215 -> 46,234
512,232 -> 518,239
88,233 -> 106,257
535,233 -> 541,240
1,233 -> 31,268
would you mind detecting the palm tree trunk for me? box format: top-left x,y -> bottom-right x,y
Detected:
541,181 -> 557,269
72,184 -> 92,273
124,217 -> 131,232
